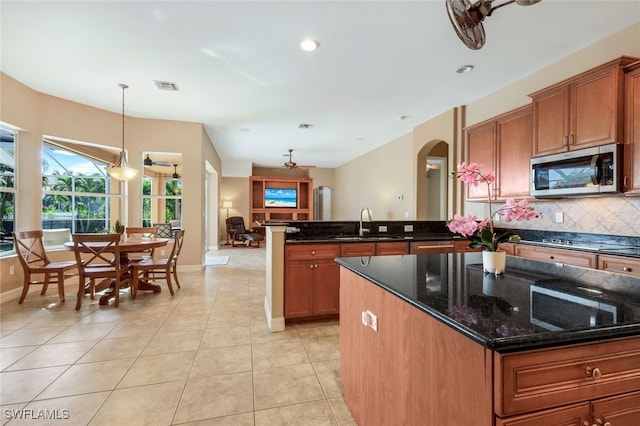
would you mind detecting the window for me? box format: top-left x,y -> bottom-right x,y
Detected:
41,141 -> 118,233
142,153 -> 182,228
0,128 -> 16,253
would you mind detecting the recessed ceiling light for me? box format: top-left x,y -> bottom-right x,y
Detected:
456,65 -> 474,74
300,39 -> 319,52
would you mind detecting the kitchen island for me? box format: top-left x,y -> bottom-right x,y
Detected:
336,252 -> 640,426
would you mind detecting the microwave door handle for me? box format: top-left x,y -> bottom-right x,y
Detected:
590,155 -> 601,185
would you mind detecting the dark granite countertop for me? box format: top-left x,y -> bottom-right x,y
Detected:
336,253 -> 640,353
285,233 -> 462,244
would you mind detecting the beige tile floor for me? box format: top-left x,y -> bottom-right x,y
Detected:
0,247 -> 356,425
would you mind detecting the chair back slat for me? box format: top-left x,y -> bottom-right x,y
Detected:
169,229 -> 185,262
13,230 -> 50,268
72,233 -> 122,269
153,223 -> 173,238
125,227 -> 157,239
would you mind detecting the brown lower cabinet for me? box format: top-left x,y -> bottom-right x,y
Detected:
340,267 -> 640,426
284,244 -> 341,319
598,254 -> 640,278
284,241 -> 410,320
514,244 -> 598,268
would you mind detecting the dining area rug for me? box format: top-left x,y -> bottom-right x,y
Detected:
205,253 -> 229,266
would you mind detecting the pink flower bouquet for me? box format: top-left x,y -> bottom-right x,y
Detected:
448,162 -> 539,252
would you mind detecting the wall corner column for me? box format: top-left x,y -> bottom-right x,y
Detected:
265,225 -> 286,332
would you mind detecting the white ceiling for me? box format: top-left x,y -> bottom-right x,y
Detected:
2,1 -> 639,174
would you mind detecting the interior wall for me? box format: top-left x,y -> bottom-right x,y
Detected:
334,132 -> 414,221
220,176 -> 250,242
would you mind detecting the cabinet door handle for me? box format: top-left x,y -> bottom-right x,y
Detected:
585,366 -> 602,380
568,134 -> 574,145
311,250 -> 316,255
623,266 -> 632,272
563,136 -> 568,146
309,264 -> 314,269
593,420 -> 611,426
548,255 -> 554,260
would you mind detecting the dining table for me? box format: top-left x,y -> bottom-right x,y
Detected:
65,236 -> 169,306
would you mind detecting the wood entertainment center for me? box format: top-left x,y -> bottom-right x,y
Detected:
250,176 -> 313,222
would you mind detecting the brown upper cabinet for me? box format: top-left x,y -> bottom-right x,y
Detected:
530,56 -> 638,157
624,61 -> 640,194
465,105 -> 532,201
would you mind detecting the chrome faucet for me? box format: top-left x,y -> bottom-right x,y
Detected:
359,207 -> 372,236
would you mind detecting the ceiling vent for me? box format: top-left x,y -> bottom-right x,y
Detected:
298,123 -> 314,129
154,80 -> 179,91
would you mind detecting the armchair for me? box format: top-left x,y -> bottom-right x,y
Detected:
225,216 -> 264,248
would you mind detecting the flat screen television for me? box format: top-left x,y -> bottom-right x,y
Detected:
265,188 -> 297,208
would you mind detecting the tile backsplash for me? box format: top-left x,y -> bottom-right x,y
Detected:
498,196 -> 640,237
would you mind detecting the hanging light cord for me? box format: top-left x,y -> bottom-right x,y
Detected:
119,83 -> 128,152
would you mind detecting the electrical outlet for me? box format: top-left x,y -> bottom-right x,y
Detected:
361,310 -> 378,332
404,224 -> 413,232
368,311 -> 378,332
379,225 -> 388,232
9,265 -> 15,275
161,249 -> 166,256
555,212 -> 564,223
396,194 -> 404,201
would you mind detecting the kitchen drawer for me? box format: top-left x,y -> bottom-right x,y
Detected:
340,242 -> 376,257
409,240 -> 455,254
285,243 -> 341,261
598,254 -> 640,278
376,241 -> 409,256
494,336 -> 640,416
496,402 -> 589,426
454,240 -> 483,253
514,244 -> 598,268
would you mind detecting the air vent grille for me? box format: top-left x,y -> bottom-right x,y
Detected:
154,80 -> 179,91
298,123 -> 314,129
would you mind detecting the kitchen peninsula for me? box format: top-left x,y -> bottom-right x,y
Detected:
336,253 -> 640,425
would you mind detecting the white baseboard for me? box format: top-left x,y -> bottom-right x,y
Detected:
264,297 -> 285,332
0,286 -> 25,304
177,264 -> 204,272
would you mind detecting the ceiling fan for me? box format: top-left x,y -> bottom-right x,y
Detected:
143,153 -> 172,167
446,0 -> 541,50
283,149 -> 316,170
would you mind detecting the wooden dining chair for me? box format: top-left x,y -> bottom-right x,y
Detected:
125,226 -> 158,262
12,230 -> 77,304
131,229 -> 185,298
71,233 -> 132,310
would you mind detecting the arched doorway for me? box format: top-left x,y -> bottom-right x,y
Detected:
416,140 -> 449,220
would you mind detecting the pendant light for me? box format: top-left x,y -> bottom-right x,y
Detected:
172,164 -> 180,180
106,83 -> 139,181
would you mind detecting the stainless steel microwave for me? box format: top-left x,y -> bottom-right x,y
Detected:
530,143 -> 622,197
